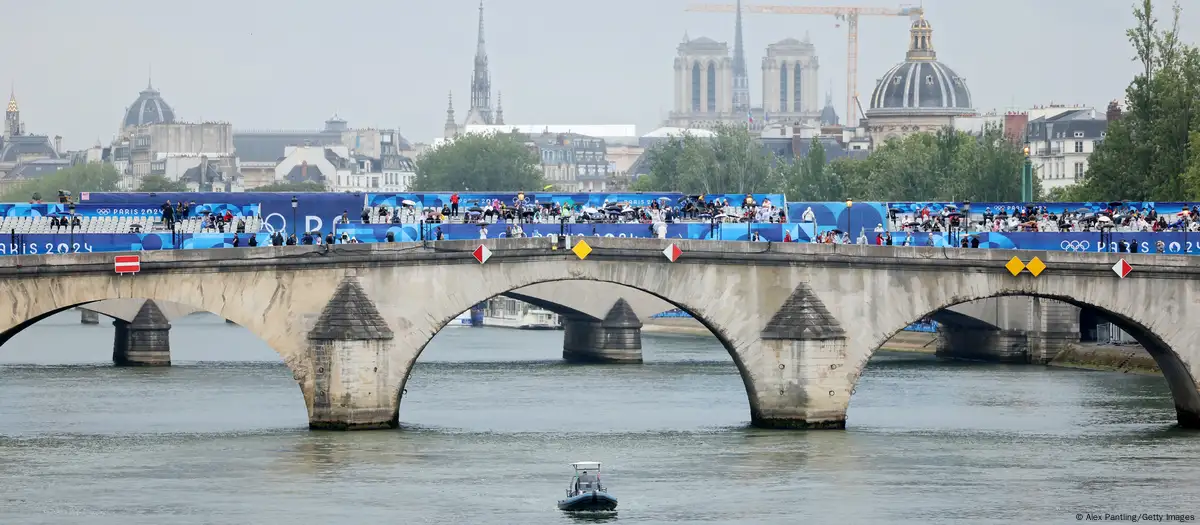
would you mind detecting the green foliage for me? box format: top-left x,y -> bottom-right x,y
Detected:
813,125 -> 1029,202
1070,0 -> 1200,200
0,163 -> 120,202
781,138 -> 844,201
635,125 -> 779,194
410,132 -> 544,191
137,174 -> 189,192
250,181 -> 327,192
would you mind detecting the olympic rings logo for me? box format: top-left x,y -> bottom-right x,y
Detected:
1060,240 -> 1091,251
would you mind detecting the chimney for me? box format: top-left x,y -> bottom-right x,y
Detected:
1106,100 -> 1123,122
791,127 -> 803,158
53,135 -> 62,155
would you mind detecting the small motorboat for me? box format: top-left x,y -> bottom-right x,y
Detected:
557,461 -> 617,512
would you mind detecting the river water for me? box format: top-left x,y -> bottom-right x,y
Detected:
0,312 -> 1196,524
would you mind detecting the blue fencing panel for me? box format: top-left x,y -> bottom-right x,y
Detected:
786,202 -> 889,235
0,232 -> 180,255
79,192 -> 364,235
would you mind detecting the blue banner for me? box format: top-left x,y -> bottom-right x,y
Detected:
786,201 -> 890,235
80,192 -> 364,236
332,222 -> 799,243
2,229 -> 1200,256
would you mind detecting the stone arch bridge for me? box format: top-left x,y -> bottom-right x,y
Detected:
0,238 -> 1196,430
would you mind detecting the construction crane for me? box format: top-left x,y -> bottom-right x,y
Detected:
686,3 -> 923,125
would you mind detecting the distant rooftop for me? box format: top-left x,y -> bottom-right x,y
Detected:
462,124 -> 637,138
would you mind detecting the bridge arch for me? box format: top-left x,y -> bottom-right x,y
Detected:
399,276 -> 755,423
854,290 -> 1200,428
0,272 -> 325,423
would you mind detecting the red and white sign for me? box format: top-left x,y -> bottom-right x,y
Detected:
1112,259 -> 1132,279
114,255 -> 141,274
472,245 -> 492,264
662,244 -> 682,262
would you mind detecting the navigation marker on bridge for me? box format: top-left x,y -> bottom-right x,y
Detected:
1005,256 -> 1026,276
472,245 -> 492,264
114,255 -> 141,274
1113,258 -> 1133,279
663,243 -> 681,262
572,239 -> 592,260
1025,256 -> 1046,277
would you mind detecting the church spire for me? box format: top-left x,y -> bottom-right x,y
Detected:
495,91 -> 504,125
469,0 -> 494,124
5,85 -> 20,138
731,0 -> 751,113
444,91 -> 458,138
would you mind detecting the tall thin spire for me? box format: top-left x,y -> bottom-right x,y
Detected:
731,0 -> 751,113
475,0 -> 487,57
147,64 -> 153,90
468,0 -> 493,123
444,91 -> 458,138
495,91 -> 505,125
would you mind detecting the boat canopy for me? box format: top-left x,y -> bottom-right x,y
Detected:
570,461 -> 602,471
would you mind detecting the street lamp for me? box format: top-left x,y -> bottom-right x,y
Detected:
1021,146 -> 1033,202
291,196 -> 298,238
845,199 -> 854,240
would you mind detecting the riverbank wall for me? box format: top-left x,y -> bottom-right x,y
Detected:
642,318 -> 1160,375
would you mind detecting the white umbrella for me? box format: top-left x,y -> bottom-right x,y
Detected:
582,207 -> 598,214
402,200 -> 416,207
1097,215 -> 1113,223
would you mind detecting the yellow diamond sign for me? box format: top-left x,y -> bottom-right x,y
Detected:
1025,256 -> 1046,277
1005,256 -> 1026,276
572,239 -> 592,260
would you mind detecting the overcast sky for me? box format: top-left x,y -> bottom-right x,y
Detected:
2,0 -> 1195,149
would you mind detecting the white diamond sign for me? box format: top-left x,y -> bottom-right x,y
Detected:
1112,259 -> 1132,279
662,244 -> 681,262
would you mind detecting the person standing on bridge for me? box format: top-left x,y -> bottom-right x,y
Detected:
161,200 -> 175,230
450,193 -> 460,217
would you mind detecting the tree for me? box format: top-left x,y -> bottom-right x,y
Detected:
635,125 -> 779,194
1072,0 -> 1200,200
137,174 -> 189,192
410,132 -> 544,191
250,181 -> 327,192
0,163 -> 120,202
808,125 -> 1029,202
782,138 -> 845,201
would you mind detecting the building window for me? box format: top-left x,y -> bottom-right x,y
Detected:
1073,131 -> 1084,138
691,62 -> 701,112
1075,141 -> 1084,153
706,62 -> 717,112
925,75 -> 934,86
893,76 -> 901,86
779,63 -> 788,111
1074,162 -> 1084,178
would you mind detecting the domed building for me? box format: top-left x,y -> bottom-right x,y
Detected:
865,17 -> 974,146
121,81 -> 176,132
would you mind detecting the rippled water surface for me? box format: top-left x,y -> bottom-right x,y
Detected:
1,312 -> 1197,524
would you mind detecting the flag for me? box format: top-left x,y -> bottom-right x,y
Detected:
747,111 -> 754,123
764,111 -> 770,123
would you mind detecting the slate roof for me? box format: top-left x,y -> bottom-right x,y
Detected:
233,131 -> 343,163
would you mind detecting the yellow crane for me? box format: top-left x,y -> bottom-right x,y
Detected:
685,3 -> 923,125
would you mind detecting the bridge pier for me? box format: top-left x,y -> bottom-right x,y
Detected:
1026,298 -> 1080,364
750,283 -> 851,429
561,299 -> 643,364
935,326 -> 1029,363
306,276 -> 401,430
112,300 -> 171,366
79,308 -> 99,325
